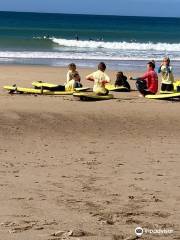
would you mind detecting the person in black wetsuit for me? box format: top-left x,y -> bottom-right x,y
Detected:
115,71 -> 131,91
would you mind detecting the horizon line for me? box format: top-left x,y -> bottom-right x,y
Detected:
0,10 -> 180,19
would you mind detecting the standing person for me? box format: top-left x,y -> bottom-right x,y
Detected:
158,57 -> 174,92
115,71 -> 131,91
130,61 -> 158,96
86,62 -> 110,95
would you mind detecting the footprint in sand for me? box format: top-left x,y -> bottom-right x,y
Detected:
152,195 -> 163,202
152,211 -> 171,218
88,150 -> 98,154
9,225 -> 34,233
134,177 -> 144,180
112,234 -> 124,240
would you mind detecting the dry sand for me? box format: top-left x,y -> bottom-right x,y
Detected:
0,65 -> 180,240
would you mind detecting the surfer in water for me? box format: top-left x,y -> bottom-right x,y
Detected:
75,34 -> 79,41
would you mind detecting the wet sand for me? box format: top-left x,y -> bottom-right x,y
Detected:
0,65 -> 180,240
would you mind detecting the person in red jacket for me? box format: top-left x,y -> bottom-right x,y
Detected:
130,61 -> 158,96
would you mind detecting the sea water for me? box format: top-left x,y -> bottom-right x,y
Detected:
1,11 -> 180,73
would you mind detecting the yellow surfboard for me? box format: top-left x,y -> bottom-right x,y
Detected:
3,86 -> 73,95
105,84 -> 129,92
145,92 -> 180,99
32,81 -> 90,92
173,81 -> 180,92
73,92 -> 114,101
32,82 -> 57,88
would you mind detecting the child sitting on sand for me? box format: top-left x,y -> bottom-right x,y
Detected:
115,71 -> 131,91
130,61 -> 158,96
65,72 -> 82,91
41,72 -> 82,92
158,57 -> 174,92
86,62 -> 110,95
66,63 -> 80,83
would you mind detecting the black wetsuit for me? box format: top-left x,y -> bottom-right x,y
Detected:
115,76 -> 131,91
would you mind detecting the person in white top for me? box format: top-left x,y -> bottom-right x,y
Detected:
66,63 -> 80,83
86,62 -> 110,95
38,72 -> 82,92
158,57 -> 174,92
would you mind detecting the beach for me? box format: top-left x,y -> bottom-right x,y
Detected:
0,65 -> 180,240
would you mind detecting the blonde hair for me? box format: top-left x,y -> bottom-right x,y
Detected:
163,57 -> 170,64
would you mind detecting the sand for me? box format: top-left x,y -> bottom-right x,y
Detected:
0,65 -> 180,240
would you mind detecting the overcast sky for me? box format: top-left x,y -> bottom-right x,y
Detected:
0,0 -> 180,17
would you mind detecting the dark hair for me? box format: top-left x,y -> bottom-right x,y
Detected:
98,62 -> 106,71
71,72 -> 79,78
148,61 -> 155,69
69,63 -> 76,69
117,71 -> 124,76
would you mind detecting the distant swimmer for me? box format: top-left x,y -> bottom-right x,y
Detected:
75,34 -> 79,41
97,37 -> 103,41
43,35 -> 50,39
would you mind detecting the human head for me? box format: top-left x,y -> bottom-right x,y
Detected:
98,62 -> 106,72
68,63 -> 77,71
71,72 -> 80,81
151,60 -> 156,65
147,61 -> 155,71
163,57 -> 170,66
116,71 -> 124,78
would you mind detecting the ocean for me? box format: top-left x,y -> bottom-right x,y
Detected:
1,11 -> 180,73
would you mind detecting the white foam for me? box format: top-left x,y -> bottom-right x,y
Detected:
51,38 -> 180,52
1,50 -> 180,61
0,51 -> 169,61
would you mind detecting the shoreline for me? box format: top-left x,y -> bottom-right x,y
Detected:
0,61 -> 180,77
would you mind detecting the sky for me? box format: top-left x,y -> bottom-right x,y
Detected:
0,0 -> 180,17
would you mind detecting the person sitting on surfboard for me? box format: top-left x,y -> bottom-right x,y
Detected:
158,57 -> 174,92
86,62 -> 110,95
115,71 -> 131,91
129,61 -> 158,96
65,72 -> 82,91
66,63 -> 80,84
38,72 -> 82,92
